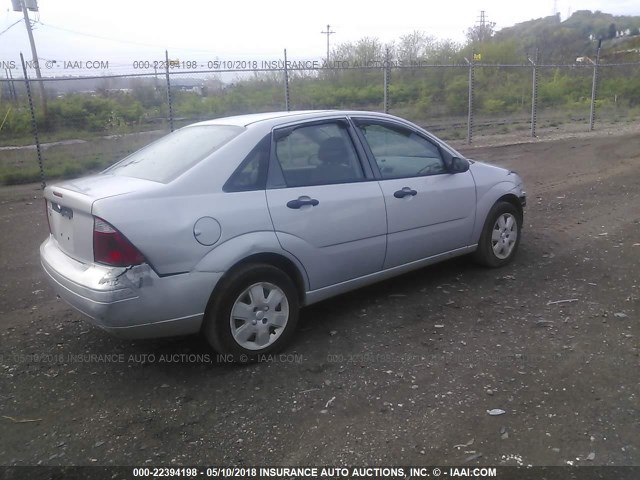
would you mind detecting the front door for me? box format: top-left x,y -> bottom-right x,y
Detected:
353,119 -> 476,269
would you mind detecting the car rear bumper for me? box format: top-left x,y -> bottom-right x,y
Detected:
40,235 -> 221,339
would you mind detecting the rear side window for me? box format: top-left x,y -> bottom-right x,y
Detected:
274,122 -> 364,187
104,125 -> 244,183
224,135 -> 270,192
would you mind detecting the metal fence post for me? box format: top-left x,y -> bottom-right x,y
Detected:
5,68 -> 18,103
589,42 -> 601,131
383,47 -> 390,114
20,53 -> 45,189
528,50 -> 538,138
284,49 -> 290,112
165,50 -> 174,132
465,57 -> 475,144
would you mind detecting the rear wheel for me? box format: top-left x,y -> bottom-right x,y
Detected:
202,264 -> 299,362
474,201 -> 521,268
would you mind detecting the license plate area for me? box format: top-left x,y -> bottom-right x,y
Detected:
51,202 -> 73,220
49,201 -> 75,253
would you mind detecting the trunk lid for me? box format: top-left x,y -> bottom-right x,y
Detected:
44,174 -> 160,264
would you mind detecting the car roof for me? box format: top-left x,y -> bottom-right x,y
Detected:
188,110 -> 400,128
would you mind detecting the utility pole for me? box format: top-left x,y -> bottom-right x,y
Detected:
321,24 -> 335,63
13,0 -> 47,116
477,10 -> 486,42
479,10 -> 486,28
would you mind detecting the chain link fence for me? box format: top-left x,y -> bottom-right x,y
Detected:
1,52 -> 639,186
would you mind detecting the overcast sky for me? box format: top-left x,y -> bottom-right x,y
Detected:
1,0 -> 639,75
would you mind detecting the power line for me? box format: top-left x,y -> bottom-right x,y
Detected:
34,21 -> 171,49
0,18 -> 22,37
33,21 -> 226,54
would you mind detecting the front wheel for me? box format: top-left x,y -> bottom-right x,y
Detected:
474,201 -> 522,268
202,264 -> 299,361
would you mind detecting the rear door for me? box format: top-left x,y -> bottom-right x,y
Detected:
353,119 -> 477,269
265,119 -> 387,290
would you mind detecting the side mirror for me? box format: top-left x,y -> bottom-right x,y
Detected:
446,156 -> 470,173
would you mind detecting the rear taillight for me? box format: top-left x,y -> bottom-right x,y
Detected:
93,217 -> 145,267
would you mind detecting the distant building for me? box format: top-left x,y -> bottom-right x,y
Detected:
173,84 -> 204,95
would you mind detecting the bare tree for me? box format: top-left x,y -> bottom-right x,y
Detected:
397,31 -> 437,63
354,37 -> 383,65
466,21 -> 496,44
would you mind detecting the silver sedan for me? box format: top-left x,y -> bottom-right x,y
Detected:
40,110 -> 526,359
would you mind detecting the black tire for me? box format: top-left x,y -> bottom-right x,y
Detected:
474,201 -> 522,268
202,263 -> 299,362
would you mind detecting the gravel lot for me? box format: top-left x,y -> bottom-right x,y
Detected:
0,129 -> 638,468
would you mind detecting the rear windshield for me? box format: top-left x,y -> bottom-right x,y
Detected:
103,125 -> 244,183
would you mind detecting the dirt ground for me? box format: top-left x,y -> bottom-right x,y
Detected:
0,128 -> 638,469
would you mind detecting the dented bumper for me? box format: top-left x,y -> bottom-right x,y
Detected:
40,235 -> 221,338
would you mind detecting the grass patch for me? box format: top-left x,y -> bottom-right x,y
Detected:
0,131 -> 164,186
0,124 -> 166,148
1,170 -> 42,185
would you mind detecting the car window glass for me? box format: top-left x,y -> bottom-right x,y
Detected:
104,125 -> 244,183
358,123 -> 446,179
224,135 -> 270,191
274,123 -> 364,187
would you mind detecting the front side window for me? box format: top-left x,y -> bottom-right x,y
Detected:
104,125 -> 244,183
357,122 -> 446,179
274,122 -> 364,187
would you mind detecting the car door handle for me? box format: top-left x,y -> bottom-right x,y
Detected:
286,197 -> 320,209
393,187 -> 417,199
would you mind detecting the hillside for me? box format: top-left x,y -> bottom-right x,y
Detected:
493,10 -> 640,63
